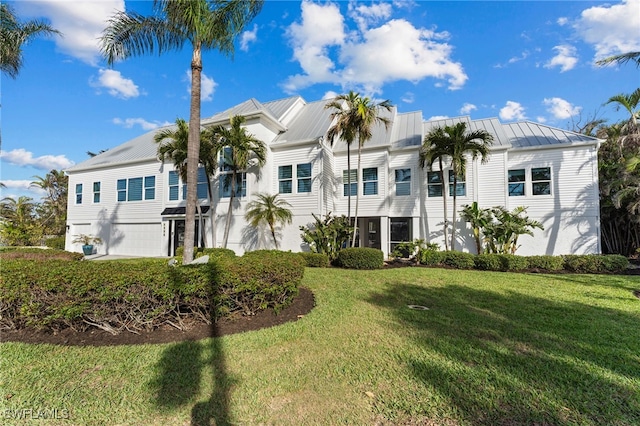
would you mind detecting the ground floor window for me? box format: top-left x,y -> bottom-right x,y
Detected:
390,217 -> 412,255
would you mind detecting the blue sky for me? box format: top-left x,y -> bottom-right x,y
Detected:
2,0 -> 639,201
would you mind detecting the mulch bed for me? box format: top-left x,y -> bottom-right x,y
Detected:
1,287 -> 315,347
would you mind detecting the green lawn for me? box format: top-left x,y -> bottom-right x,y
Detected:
1,267 -> 639,425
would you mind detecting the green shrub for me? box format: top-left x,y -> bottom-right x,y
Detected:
335,247 -> 383,269
527,255 -> 564,272
174,246 -> 206,258
442,251 -> 476,269
474,254 -> 502,271
498,254 -> 529,271
44,236 -> 66,250
418,249 -> 446,266
201,247 -> 236,259
300,252 -> 330,267
0,252 -> 305,333
0,247 -> 83,261
600,255 -> 629,273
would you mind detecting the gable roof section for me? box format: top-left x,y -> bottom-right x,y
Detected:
202,97 -> 285,131
505,121 -> 600,149
391,111 -> 423,149
271,98 -> 335,147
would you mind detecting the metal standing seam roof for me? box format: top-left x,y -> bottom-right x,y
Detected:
328,105 -> 396,153
504,121 -> 600,149
272,98 -> 335,146
390,111 -> 423,149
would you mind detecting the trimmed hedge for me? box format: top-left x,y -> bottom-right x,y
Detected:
474,254 -> 529,272
300,252 -> 330,267
175,246 -> 236,258
0,247 -> 83,261
527,255 -> 564,271
442,251 -> 476,269
418,249 -> 446,266
563,254 -> 629,274
335,247 -> 384,269
0,251 -> 304,333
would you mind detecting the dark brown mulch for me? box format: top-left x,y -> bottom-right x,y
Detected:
1,287 -> 315,347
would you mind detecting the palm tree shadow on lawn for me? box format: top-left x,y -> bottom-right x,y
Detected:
367,282 -> 640,425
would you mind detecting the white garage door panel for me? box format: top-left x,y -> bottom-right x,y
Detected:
110,223 -> 163,256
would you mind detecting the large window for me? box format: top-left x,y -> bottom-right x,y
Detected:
168,168 -> 208,201
427,171 -> 443,197
363,168 -> 378,195
75,183 -> 82,204
448,170 -> 466,197
395,168 -> 411,196
93,182 -> 101,203
297,163 -> 312,193
220,173 -> 246,198
390,217 -> 412,254
343,169 -> 357,197
508,169 -> 526,196
117,176 -> 155,202
532,167 -> 551,195
278,165 -> 292,194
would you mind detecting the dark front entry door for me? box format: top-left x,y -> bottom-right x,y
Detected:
172,220 -> 200,256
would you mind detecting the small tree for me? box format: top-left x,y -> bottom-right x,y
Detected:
483,206 -> 543,254
299,213 -> 353,261
244,193 -> 292,249
460,202 -> 492,254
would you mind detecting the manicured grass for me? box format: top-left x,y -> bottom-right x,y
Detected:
1,267 -> 639,425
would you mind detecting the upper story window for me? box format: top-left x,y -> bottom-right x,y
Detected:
532,167 -> 551,195
93,182 -> 101,203
343,169 -> 357,197
168,168 -> 208,201
75,183 -> 83,204
117,176 -> 155,202
297,163 -> 312,193
448,170 -> 466,197
363,167 -> 378,195
395,168 -> 411,196
220,172 -> 246,198
427,171 -> 443,197
508,169 -> 526,196
278,165 -> 292,194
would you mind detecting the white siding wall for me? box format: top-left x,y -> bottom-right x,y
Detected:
333,149 -> 388,217
388,149 -> 420,217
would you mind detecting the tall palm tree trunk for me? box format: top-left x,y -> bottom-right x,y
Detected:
440,158 -> 449,251
222,169 -> 236,248
206,180 -> 216,247
347,144 -> 352,230
351,142 -> 362,247
183,45 -> 203,263
451,174 -> 458,251
270,223 -> 278,249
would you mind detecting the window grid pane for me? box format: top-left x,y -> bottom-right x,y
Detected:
128,177 -> 143,201
279,165 -> 293,194
144,176 -> 155,200
427,171 -> 442,197
532,167 -> 551,195
395,169 -> 411,196
343,169 -> 357,197
297,163 -> 312,193
75,184 -> 82,204
362,168 -> 378,196
448,170 -> 466,197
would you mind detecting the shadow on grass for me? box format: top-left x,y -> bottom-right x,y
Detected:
149,264 -> 235,426
368,282 -> 640,425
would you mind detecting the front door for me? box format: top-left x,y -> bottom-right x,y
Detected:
361,217 -> 381,249
172,220 -> 200,256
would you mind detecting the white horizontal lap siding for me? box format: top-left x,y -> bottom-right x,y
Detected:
272,145 -> 321,215
507,145 -> 599,255
333,150 -> 387,217
477,152 -> 507,208
388,149 -> 420,217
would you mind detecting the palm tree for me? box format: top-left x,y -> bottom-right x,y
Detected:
101,0 -> 263,264
30,169 -> 68,236
420,122 -> 493,251
0,196 -> 40,245
154,118 -> 222,246
325,91 -> 392,246
244,193 -> 292,249
596,51 -> 640,68
0,4 -> 60,79
460,201 -> 492,254
213,115 -> 266,248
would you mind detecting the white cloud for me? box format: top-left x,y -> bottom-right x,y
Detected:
401,92 -> 415,104
283,1 -> 467,94
0,180 -> 38,191
460,103 -> 477,115
499,101 -> 527,121
322,91 -> 339,100
348,1 -> 393,32
544,45 -> 578,72
574,0 -> 640,61
557,17 -> 568,26
0,149 -> 74,170
427,115 -> 449,121
15,0 -> 125,66
112,118 -> 172,131
240,24 -> 258,52
543,97 -> 582,120
185,71 -> 217,102
91,69 -> 140,98
536,116 -> 547,123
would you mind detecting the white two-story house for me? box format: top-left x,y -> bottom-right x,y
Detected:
65,95 -> 602,257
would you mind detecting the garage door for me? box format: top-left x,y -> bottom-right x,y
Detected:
110,223 -> 163,256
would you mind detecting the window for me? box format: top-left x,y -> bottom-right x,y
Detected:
93,182 -> 101,203
508,169 -> 525,196
427,171 -> 443,197
363,168 -> 378,195
220,173 -> 246,198
168,168 -> 208,201
75,183 -> 82,204
117,176 -> 155,202
395,168 -> 411,196
448,170 -> 466,197
297,163 -> 312,193
343,169 -> 357,197
390,217 -> 412,254
532,167 -> 551,195
278,165 -> 292,194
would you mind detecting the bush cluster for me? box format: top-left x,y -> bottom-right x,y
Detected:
475,254 -> 529,271
335,247 -> 384,269
0,251 -> 304,333
0,247 -> 83,261
299,252 -> 330,267
562,254 -> 629,274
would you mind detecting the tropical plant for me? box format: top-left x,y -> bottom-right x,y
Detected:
483,206 -> 543,254
0,196 -> 41,246
460,202 -> 492,254
244,193 -> 293,249
325,92 -> 392,246
596,51 -> 640,68
100,0 -> 264,263
299,212 -> 353,261
30,169 -> 68,236
71,234 -> 103,246
212,115 -> 266,248
420,122 -> 494,251
154,118 -> 222,246
0,3 -> 60,79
